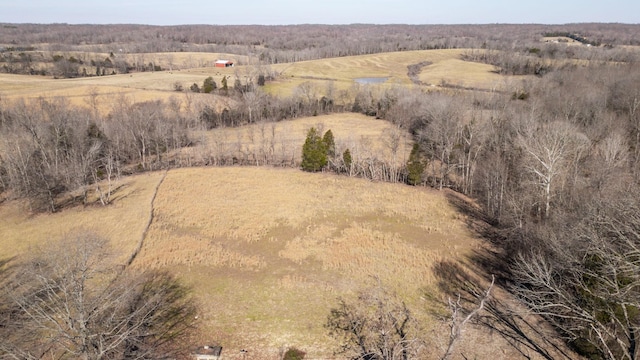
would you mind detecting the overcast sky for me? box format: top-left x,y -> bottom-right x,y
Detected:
1,0 -> 638,25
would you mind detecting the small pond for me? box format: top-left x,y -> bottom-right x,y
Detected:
354,77 -> 389,84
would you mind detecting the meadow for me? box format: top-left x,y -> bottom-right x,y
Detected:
1,164 -> 505,358
185,112 -> 413,168
0,49 -> 506,109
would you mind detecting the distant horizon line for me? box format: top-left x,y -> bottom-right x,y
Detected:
1,21 -> 638,27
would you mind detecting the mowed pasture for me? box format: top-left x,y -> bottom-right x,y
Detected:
266,49 -> 505,95
0,67 -> 238,109
0,51 -> 247,110
0,49 -> 507,109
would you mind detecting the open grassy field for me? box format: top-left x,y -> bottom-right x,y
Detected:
266,49 -> 505,96
0,165 -> 484,359
136,167 -> 479,357
0,172 -> 164,263
1,164 -> 566,359
184,113 -> 412,167
0,67 -> 237,109
1,162 -> 561,359
0,49 -> 509,110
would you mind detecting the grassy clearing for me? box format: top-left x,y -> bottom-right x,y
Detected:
0,62 -> 240,111
131,167 -> 478,358
0,172 -> 163,263
0,49 -> 510,108
267,49 -> 507,96
187,113 -> 413,166
0,166 -> 479,358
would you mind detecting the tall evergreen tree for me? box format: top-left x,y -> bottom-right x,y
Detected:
406,143 -> 425,185
202,76 -> 216,93
221,76 -> 228,94
343,148 -> 352,174
322,129 -> 336,159
301,127 -> 327,172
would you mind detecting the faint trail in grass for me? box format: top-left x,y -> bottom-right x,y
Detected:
124,169 -> 168,268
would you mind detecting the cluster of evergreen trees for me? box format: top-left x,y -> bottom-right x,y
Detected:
300,127 -> 425,186
300,127 -> 335,172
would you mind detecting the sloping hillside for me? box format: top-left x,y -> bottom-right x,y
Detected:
0,167 -> 571,359
133,167 -> 476,356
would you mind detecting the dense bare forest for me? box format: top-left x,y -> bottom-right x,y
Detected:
2,23 -> 640,359
2,23 -> 640,65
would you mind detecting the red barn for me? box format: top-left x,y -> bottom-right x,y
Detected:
214,60 -> 234,68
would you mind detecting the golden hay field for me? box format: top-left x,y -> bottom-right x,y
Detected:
0,164 -> 488,359
129,167 -> 482,358
0,49 -> 507,109
266,49 -> 505,95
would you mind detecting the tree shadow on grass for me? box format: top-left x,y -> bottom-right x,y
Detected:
432,192 -> 576,360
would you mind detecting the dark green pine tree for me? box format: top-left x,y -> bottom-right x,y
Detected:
221,76 -> 228,94
301,127 -> 327,172
406,143 -> 425,186
322,129 -> 336,159
202,76 -> 216,93
342,148 -> 352,173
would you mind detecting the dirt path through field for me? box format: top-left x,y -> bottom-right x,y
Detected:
124,169 -> 168,268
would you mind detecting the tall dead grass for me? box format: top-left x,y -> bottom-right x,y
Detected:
0,164 -> 485,358
186,113 -> 413,169
0,172 -> 164,263
123,167 -> 480,356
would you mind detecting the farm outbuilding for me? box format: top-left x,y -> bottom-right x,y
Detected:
215,60 -> 234,68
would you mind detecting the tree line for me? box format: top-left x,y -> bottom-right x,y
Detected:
2,23 -> 640,65
330,61 -> 640,358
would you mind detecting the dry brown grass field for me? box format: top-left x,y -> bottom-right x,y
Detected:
0,164 -> 557,359
265,49 -> 506,96
185,113 -> 413,167
0,49 -> 510,110
0,51 -> 247,111
0,172 -> 164,263
136,167 -> 477,358
0,68 -> 237,110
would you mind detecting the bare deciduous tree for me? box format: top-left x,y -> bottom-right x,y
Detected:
511,197 -> 640,360
326,283 -> 424,360
517,120 -> 588,219
0,231 -> 197,360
